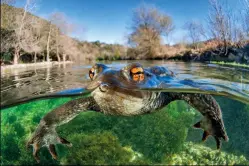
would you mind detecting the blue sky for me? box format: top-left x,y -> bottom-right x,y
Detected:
14,0 -> 243,45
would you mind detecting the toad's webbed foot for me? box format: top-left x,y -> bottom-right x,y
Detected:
170,93 -> 229,149
26,121 -> 72,163
193,115 -> 229,149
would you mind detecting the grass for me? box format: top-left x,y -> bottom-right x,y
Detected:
210,61 -> 249,68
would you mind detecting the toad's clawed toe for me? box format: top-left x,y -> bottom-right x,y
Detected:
27,125 -> 72,163
58,137 -> 73,147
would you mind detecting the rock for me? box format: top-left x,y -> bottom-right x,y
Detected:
228,53 -> 236,61
244,54 -> 249,63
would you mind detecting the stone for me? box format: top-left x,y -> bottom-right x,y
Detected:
228,53 -> 236,61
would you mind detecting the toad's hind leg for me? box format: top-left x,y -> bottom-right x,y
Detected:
170,93 -> 228,149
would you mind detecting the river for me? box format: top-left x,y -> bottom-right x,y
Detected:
1,60 -> 249,165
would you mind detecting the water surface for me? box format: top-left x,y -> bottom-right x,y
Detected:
1,61 -> 249,107
1,61 -> 249,165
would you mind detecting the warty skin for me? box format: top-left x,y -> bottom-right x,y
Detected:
27,63 -> 228,163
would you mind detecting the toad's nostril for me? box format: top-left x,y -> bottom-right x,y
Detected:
99,83 -> 109,92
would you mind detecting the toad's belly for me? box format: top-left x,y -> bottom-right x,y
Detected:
92,90 -> 149,116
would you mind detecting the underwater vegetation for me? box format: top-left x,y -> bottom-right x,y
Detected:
164,142 -> 248,165
1,96 -> 249,165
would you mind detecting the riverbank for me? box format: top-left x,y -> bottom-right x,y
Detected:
1,61 -> 73,72
210,61 -> 249,68
168,44 -> 249,64
1,44 -> 249,72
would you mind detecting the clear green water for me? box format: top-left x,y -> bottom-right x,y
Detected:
1,96 -> 249,165
1,61 -> 249,165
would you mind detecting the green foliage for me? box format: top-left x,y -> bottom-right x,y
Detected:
57,100 -> 195,163
163,142 -> 249,165
60,132 -> 133,165
1,96 -> 249,165
0,97 -> 73,165
1,52 -> 12,61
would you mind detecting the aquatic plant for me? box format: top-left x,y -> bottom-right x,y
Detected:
163,142 -> 249,165
211,61 -> 249,68
60,132 -> 133,165
1,96 -> 249,165
57,100 -> 195,163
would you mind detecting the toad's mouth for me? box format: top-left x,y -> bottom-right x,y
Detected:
86,80 -> 102,91
99,83 -> 109,92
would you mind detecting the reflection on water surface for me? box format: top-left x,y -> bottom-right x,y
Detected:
1,61 -> 249,165
1,61 -> 249,106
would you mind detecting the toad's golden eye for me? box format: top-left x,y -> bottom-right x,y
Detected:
130,67 -> 144,82
89,67 -> 95,80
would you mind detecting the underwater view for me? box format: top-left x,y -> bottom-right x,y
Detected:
1,61 -> 249,165
1,0 -> 249,165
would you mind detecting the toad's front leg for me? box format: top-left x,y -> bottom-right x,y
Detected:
27,97 -> 99,163
170,93 -> 229,149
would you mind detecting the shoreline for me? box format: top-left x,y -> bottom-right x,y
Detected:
210,61 -> 249,68
1,61 -> 73,72
1,59 -> 248,73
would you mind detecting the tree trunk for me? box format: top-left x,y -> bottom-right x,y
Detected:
56,29 -> 61,62
46,22 -> 52,62
57,53 -> 61,62
14,0 -> 29,65
34,51 -> 37,63
13,47 -> 20,65
224,39 -> 228,56
63,53 -> 66,62
56,44 -> 61,62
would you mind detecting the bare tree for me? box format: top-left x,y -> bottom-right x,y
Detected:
229,8 -> 248,47
21,16 -> 43,63
158,13 -> 175,44
47,12 -> 75,62
207,0 -> 233,56
12,0 -> 37,64
50,12 -> 68,62
55,27 -> 61,62
59,35 -> 80,62
32,17 -> 43,62
46,21 -> 52,62
129,3 -> 174,58
129,26 -> 161,58
183,20 -> 206,49
131,4 -> 174,35
242,0 -> 249,37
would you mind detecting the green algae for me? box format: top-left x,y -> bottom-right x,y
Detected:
1,96 -> 249,165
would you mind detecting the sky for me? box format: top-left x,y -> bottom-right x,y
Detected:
14,0 -> 243,45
